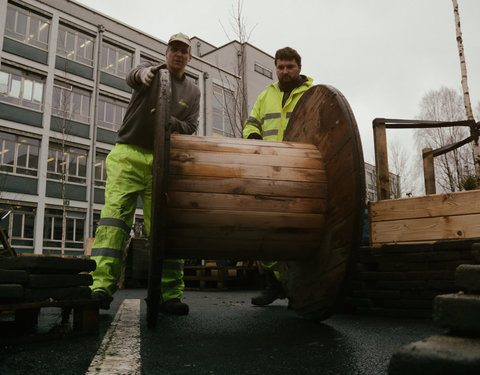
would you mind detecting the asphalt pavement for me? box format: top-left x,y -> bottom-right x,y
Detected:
0,288 -> 445,375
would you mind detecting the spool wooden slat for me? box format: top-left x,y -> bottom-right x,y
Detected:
164,136 -> 328,261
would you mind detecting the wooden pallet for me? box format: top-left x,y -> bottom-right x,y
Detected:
0,298 -> 98,335
183,260 -> 260,291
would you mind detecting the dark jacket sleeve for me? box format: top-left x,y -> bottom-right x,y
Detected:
126,61 -> 159,91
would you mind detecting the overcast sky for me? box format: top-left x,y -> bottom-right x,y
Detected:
76,0 -> 480,165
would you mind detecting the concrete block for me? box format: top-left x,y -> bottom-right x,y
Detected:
0,256 -> 96,273
456,264 -> 480,293
389,334 -> 480,375
0,284 -> 24,299
24,286 -> 92,302
433,293 -> 480,333
28,273 -> 93,288
0,269 -> 29,284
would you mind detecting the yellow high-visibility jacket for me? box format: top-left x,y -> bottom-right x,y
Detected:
242,76 -> 313,141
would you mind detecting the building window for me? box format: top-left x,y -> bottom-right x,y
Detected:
254,63 -> 272,79
100,42 -> 132,78
43,208 -> 85,252
0,131 -> 39,177
56,23 -> 94,67
0,65 -> 45,111
0,204 -> 35,253
212,84 -> 235,137
97,95 -> 128,131
140,55 -> 162,65
94,152 -> 107,187
46,142 -> 88,184
52,80 -> 91,124
5,3 -> 50,51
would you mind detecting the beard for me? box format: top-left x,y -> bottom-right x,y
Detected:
278,75 -> 302,92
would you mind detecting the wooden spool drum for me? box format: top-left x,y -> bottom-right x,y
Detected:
160,85 -> 365,320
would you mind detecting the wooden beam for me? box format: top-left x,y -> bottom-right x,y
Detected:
373,121 -> 390,200
422,147 -> 436,195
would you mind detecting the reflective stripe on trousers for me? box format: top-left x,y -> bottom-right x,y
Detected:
90,143 -> 184,301
262,261 -> 280,280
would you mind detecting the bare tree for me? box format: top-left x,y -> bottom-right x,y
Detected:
452,0 -> 479,172
216,0 -> 257,136
389,139 -> 421,197
415,87 -> 473,192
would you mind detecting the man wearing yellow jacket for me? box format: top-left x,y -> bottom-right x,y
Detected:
243,46 -> 313,306
90,33 -> 200,315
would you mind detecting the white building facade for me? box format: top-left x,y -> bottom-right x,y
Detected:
0,0 -> 276,255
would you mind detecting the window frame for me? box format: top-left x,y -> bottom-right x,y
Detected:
97,94 -> 128,131
0,131 -> 40,177
94,152 -> 107,187
46,142 -> 88,185
4,3 -> 50,51
212,84 -> 235,138
0,204 -> 36,253
56,23 -> 95,67
254,63 -> 273,79
100,41 -> 133,78
0,66 -> 45,111
43,208 -> 85,251
52,80 -> 91,124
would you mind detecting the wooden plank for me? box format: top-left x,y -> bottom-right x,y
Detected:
169,148 -> 324,169
167,191 -> 326,214
171,133 -> 316,150
373,123 -> 390,200
371,213 -> 480,245
167,227 -> 323,242
369,190 -> 480,222
85,237 -> 94,256
165,237 -> 318,260
169,160 -> 327,182
422,148 -> 436,195
167,209 -> 325,229
171,137 -> 321,158
168,176 -> 328,199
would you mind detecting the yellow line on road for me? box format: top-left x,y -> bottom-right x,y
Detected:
86,299 -> 141,375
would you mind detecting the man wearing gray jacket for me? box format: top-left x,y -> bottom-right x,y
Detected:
90,33 -> 200,315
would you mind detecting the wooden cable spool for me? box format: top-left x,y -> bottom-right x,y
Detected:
149,83 -> 365,323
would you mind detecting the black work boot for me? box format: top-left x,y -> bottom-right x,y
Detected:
159,298 -> 189,315
91,290 -> 113,310
251,270 -> 286,306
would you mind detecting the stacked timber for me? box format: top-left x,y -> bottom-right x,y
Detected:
345,239 -> 480,318
0,255 -> 95,303
369,190 -> 480,246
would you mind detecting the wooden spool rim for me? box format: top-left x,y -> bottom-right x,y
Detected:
282,84 -> 365,320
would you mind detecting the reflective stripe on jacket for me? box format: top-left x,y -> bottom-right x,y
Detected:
242,76 -> 313,141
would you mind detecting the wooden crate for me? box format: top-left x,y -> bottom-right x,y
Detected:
369,190 -> 480,246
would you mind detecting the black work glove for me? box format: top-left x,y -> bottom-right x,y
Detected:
247,133 -> 262,140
